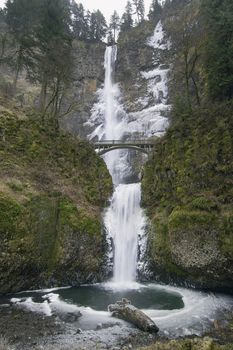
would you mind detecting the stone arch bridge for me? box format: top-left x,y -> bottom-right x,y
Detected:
93,140 -> 157,156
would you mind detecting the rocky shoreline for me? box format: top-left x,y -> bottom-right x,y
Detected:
0,302 -> 232,350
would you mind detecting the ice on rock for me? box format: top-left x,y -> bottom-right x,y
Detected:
135,21 -> 171,138
147,20 -> 171,50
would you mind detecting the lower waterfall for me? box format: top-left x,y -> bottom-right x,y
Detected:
105,183 -> 145,284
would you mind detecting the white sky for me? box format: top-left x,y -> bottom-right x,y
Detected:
80,0 -> 151,22
0,0 -> 152,23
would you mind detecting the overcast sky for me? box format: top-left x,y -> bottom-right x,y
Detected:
0,0 -> 152,23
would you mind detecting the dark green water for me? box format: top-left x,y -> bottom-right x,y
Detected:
2,283 -> 232,336
8,284 -> 184,311
58,285 -> 184,310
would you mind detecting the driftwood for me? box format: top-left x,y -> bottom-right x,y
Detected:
108,298 -> 159,333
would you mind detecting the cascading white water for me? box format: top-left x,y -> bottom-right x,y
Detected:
89,45 -> 145,285
105,183 -> 145,283
103,47 -> 144,284
103,46 -> 121,140
88,24 -> 171,285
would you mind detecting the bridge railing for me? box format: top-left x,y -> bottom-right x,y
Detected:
93,139 -> 156,146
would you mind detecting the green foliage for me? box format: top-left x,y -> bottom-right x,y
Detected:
70,1 -> 108,42
164,0 -> 233,105
168,209 -> 217,231
142,101 -> 233,284
220,213 -> 233,257
191,197 -> 219,212
0,193 -> 22,237
109,10 -> 120,42
71,1 -> 88,40
132,0 -> 145,23
142,102 -> 233,212
120,1 -> 134,32
5,0 -> 73,120
201,0 -> 233,100
164,0 -> 202,108
148,0 -> 162,22
0,106 -> 112,292
139,337 -> 233,350
89,10 -> 107,42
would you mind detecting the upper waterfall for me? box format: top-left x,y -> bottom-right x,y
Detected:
103,46 -> 123,140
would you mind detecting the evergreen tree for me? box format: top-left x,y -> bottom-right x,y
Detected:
201,0 -> 233,100
84,10 -> 92,40
148,0 -> 162,21
5,0 -> 40,87
132,0 -> 145,23
138,0 -> 145,21
89,10 -> 107,42
120,1 -> 133,32
0,8 -> 8,64
109,10 -> 120,42
164,0 -> 202,108
71,1 -> 87,40
35,0 -> 73,120
107,29 -> 114,45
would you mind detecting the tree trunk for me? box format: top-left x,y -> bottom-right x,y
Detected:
13,46 -> 23,91
39,76 -> 48,114
184,51 -> 191,110
108,299 -> 159,333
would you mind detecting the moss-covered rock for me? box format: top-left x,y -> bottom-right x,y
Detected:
139,337 -> 233,350
142,102 -> 233,291
0,106 -> 113,293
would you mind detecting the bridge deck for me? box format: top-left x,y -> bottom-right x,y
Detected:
92,140 -> 156,155
93,140 -> 156,147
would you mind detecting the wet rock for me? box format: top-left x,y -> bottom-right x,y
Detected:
57,311 -> 82,323
108,299 -> 159,333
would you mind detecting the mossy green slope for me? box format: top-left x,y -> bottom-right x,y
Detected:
0,103 -> 112,293
139,337 -> 233,350
142,102 -> 233,291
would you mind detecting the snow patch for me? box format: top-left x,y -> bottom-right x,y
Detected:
148,20 -> 171,50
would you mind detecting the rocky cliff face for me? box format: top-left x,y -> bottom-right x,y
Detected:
0,103 -> 112,293
116,22 -> 155,114
117,21 -> 170,120
141,103 -> 233,292
60,40 -> 106,138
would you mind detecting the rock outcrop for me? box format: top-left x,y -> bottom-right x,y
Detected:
142,103 -> 233,292
0,104 -> 112,293
60,40 -> 106,138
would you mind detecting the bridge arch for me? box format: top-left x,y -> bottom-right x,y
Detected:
98,145 -> 149,156
93,140 -> 156,156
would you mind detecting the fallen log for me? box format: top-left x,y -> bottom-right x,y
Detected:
108,298 -> 159,333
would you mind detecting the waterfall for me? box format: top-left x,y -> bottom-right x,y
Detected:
89,45 -> 145,285
102,46 -> 144,284
89,24 -> 170,286
105,183 -> 145,284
